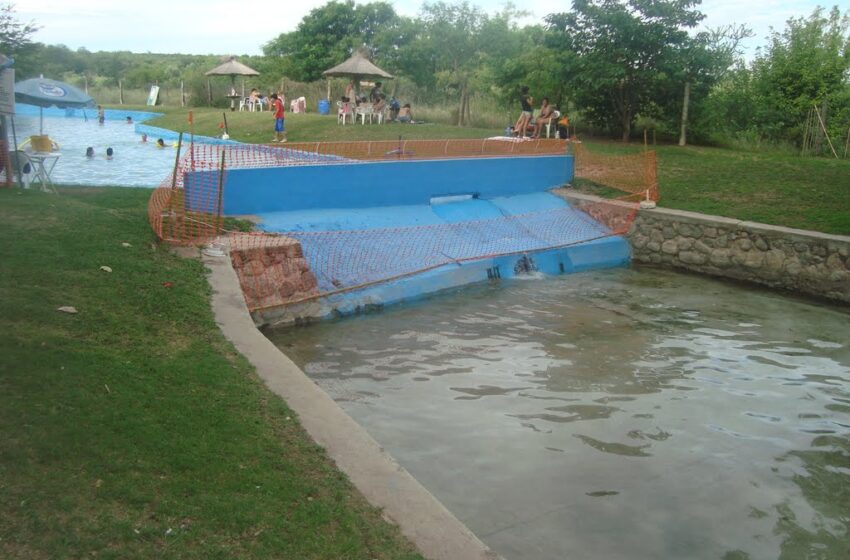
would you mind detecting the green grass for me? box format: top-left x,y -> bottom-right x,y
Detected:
142,106 -> 503,143
0,187 -> 423,560
571,141 -> 850,236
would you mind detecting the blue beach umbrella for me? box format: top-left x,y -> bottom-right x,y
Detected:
14,77 -> 95,134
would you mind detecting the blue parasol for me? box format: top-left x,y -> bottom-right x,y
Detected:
14,77 -> 95,134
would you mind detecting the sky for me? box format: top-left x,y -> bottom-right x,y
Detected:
18,0 -> 832,59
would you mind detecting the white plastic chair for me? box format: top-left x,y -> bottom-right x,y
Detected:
358,103 -> 374,124
545,110 -> 561,138
7,151 -> 34,189
375,105 -> 389,124
337,101 -> 352,125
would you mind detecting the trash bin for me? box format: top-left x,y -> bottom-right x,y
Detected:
318,98 -> 330,115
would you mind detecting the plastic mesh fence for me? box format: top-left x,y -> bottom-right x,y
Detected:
572,141 -> 659,202
148,138 -> 655,312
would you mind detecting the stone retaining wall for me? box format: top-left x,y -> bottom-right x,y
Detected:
228,234 -> 319,311
557,191 -> 850,304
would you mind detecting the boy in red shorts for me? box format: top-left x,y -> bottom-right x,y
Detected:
270,93 -> 287,143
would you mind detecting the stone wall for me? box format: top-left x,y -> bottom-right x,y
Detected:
228,234 -> 319,311
557,191 -> 850,304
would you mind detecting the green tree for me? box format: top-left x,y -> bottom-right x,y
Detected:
752,6 -> 850,141
546,0 -> 705,141
0,3 -> 39,74
263,1 -> 401,82
673,23 -> 752,145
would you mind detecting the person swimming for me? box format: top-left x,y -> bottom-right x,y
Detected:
85,147 -> 94,158
125,116 -> 133,124
106,147 -> 114,159
156,138 -> 165,148
140,133 -> 148,143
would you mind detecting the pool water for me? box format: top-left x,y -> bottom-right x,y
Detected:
267,268 -> 850,560
13,114 -> 177,187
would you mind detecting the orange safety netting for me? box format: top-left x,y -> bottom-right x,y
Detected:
572,141 -> 659,202
148,138 -> 655,313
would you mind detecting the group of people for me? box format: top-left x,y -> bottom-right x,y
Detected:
512,86 -> 566,139
340,80 -> 413,123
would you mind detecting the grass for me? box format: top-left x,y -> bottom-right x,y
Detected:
571,140 -> 850,236
142,106 -> 504,143
0,187 -> 423,560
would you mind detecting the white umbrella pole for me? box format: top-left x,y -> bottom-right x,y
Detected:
40,107 -> 43,135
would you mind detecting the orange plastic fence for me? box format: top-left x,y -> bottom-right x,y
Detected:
148,138 -> 656,313
572,142 -> 659,202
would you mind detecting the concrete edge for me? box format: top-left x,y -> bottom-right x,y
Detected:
202,251 -> 502,560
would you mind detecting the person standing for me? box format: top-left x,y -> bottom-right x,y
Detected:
97,105 -> 105,125
370,81 -> 383,103
270,93 -> 287,143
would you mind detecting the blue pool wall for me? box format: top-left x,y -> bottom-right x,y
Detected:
14,103 -> 160,123
259,235 -> 631,323
14,103 -> 237,146
186,154 -> 573,215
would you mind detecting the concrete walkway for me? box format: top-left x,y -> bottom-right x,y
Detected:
203,250 -> 502,560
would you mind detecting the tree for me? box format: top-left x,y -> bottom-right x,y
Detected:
0,3 -> 39,73
263,1 -> 401,82
546,0 -> 705,141
751,6 -> 850,140
675,24 -> 752,145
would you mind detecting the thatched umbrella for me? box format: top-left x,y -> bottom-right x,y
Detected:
205,56 -> 260,111
322,52 -> 393,99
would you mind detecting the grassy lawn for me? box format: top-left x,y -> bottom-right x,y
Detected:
0,187 -> 422,560
144,106 -> 503,143
572,141 -> 850,236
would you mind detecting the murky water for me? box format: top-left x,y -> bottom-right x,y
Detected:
266,268 -> 850,560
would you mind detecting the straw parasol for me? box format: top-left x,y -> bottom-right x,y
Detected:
322,52 -> 393,98
205,56 -> 260,109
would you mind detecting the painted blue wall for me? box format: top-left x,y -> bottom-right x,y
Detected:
185,154 -> 573,215
14,103 -> 160,122
273,235 -> 631,322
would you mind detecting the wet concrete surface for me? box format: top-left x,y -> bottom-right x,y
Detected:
266,267 -> 850,560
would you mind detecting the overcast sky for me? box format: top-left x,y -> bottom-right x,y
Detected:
18,0 -> 831,59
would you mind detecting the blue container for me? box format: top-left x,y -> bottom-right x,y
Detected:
318,99 -> 330,115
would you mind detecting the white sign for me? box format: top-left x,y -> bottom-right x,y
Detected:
146,85 -> 160,106
0,68 -> 15,115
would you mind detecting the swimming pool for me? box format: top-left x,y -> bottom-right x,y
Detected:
13,107 -> 191,187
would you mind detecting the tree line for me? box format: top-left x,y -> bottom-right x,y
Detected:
2,1 -> 849,153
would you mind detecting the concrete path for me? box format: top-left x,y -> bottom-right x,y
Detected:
203,250 -> 502,560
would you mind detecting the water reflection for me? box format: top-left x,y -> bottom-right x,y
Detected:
267,267 -> 850,560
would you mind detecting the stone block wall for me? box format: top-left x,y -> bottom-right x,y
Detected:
557,191 -> 850,304
229,234 -> 319,311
